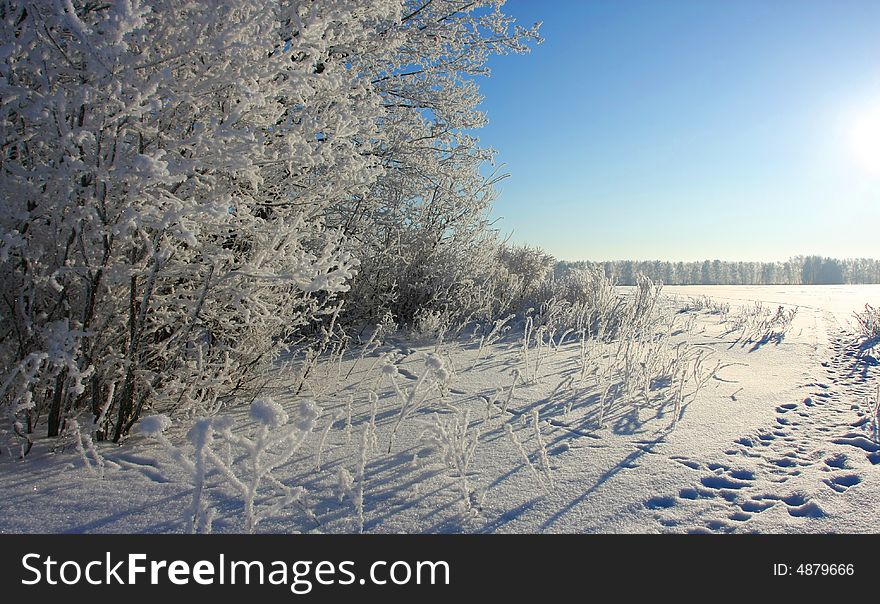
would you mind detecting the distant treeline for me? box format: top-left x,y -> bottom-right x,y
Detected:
556,256 -> 880,286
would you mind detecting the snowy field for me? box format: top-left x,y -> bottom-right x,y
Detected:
1,285 -> 878,534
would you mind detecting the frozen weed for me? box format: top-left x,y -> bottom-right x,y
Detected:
421,409 -> 482,512
139,397 -> 320,533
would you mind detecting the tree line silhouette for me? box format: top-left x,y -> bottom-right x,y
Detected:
557,256 -> 880,285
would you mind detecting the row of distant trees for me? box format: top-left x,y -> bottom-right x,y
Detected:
557,256 -> 880,286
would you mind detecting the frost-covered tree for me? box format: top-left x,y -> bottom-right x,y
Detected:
0,0 -> 541,443
0,0 -> 403,441
332,0 -> 541,325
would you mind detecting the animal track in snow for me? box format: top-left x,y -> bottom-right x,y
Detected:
671,456 -> 701,470
651,323 -> 876,533
831,434 -> 879,453
740,498 -> 774,513
822,473 -> 862,493
644,495 -> 676,509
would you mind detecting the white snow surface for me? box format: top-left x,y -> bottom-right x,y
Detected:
1,285 -> 878,534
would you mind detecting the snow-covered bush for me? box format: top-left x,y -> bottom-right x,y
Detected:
472,314 -> 515,368
0,1 -> 393,443
411,308 -> 453,342
495,244 -> 557,309
139,397 -> 320,533
725,302 -> 798,344
421,409 -> 482,511
0,1 -> 541,445
681,295 -> 731,318
336,3 -> 541,328
527,268 -> 662,343
504,421 -> 551,494
384,353 -> 452,453
853,304 -> 880,342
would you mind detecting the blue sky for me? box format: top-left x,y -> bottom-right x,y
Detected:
477,0 -> 880,261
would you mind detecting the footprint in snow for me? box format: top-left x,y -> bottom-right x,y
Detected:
704,519 -> 735,533
768,456 -> 799,468
832,434 -> 880,453
671,456 -> 701,470
740,498 -> 774,513
679,486 -> 716,500
787,501 -> 826,518
822,473 -> 861,493
644,495 -> 676,510
823,453 -> 850,470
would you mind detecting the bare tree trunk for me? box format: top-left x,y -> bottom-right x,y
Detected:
112,253 -> 160,442
112,274 -> 139,442
47,369 -> 67,437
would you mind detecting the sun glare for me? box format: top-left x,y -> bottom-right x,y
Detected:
848,106 -> 880,176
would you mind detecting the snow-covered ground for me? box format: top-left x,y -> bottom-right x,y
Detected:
1,285 -> 878,534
